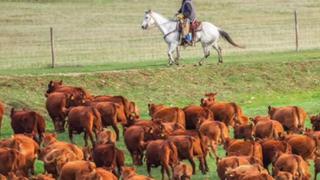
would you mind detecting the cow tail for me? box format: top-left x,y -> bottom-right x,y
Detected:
168,141 -> 178,163
91,107 -> 102,130
294,155 -> 304,179
217,122 -> 225,144
9,150 -> 18,171
230,103 -> 239,125
198,132 -> 207,158
294,106 -> 302,129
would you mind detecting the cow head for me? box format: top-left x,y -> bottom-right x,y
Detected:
267,105 -> 276,117
46,80 -> 63,94
200,92 -> 217,107
128,101 -> 140,118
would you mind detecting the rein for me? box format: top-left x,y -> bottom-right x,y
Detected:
148,12 -> 179,40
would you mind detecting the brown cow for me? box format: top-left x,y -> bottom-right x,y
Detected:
45,80 -> 91,99
314,156 -> 320,180
183,105 -> 213,129
259,139 -> 292,169
124,123 -> 164,165
200,93 -> 248,127
148,103 -> 186,128
122,166 -> 154,180
198,119 -> 229,161
284,134 -> 318,160
89,101 -> 126,141
310,114 -> 320,131
67,106 -> 103,147
96,168 -> 118,180
96,129 -> 117,145
0,101 -> 4,135
92,143 -> 125,176
254,119 -> 285,140
268,105 -> 307,133
225,139 -> 263,163
225,164 -> 269,180
272,152 -> 311,180
59,160 -> 96,180
46,92 -> 84,132
274,171 -> 294,180
173,162 -> 193,180
216,156 -> 261,180
93,95 -> 139,124
145,139 -> 179,180
234,123 -> 254,140
0,134 -> 39,175
167,135 -> 203,174
10,108 -> 46,144
0,148 -> 27,176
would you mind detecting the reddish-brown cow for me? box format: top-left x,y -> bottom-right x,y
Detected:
183,105 -> 213,129
67,106 -> 103,147
268,105 -> 307,133
284,134 -> 319,160
59,160 -> 96,180
10,108 -> 46,144
145,139 -> 179,180
0,148 -> 27,176
311,114 -> 320,131
0,101 -> 4,135
122,166 -> 154,180
200,93 -> 248,127
225,139 -> 263,163
148,103 -> 186,128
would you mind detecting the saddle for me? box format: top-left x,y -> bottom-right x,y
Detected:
178,19 -> 202,46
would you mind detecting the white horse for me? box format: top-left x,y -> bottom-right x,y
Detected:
141,10 -> 244,65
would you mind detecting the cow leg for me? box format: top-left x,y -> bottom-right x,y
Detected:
68,128 -> 74,144
211,141 -> 220,162
163,164 -> 171,180
112,123 -> 120,141
88,131 -> 95,147
198,156 -> 207,174
84,131 -> 88,147
188,156 -> 196,175
147,162 -> 153,178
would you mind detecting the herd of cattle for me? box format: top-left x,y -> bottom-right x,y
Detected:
0,81 -> 320,180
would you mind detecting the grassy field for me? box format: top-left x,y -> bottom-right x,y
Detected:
0,50 -> 320,179
0,0 -> 320,69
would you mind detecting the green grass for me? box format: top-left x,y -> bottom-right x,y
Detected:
0,51 -> 320,179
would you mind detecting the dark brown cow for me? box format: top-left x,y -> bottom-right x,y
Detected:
59,160 -> 96,180
0,148 -> 27,176
284,134 -> 318,160
259,139 -> 292,169
311,114 -> 320,131
89,101 -> 126,141
268,105 -> 307,133
183,105 -> 213,129
200,93 -> 248,127
272,152 -> 311,180
46,92 -> 84,132
0,134 -> 39,175
124,123 -> 164,165
10,108 -> 46,144
198,119 -> 229,161
225,139 -> 263,163
145,139 -> 179,180
67,106 -> 103,147
216,156 -> 261,180
0,101 -> 4,135
92,143 -> 125,176
148,103 -> 186,128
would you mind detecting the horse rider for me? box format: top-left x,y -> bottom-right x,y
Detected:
176,0 -> 197,46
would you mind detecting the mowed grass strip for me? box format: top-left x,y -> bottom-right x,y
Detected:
0,57 -> 320,179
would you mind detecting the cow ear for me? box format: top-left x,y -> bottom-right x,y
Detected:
59,80 -> 63,85
268,105 -> 272,112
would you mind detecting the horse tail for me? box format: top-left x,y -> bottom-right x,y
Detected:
218,29 -> 245,48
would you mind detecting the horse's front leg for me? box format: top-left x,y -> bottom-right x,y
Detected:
197,44 -> 211,66
175,46 -> 180,62
167,43 -> 178,66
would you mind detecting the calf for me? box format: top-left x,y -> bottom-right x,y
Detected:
268,105 -> 307,133
122,166 -> 154,180
10,108 -> 46,144
67,106 -> 103,147
145,139 -> 179,180
259,139 -> 292,169
148,103 -> 186,128
173,162 -> 192,180
59,160 -> 96,180
198,119 -> 229,161
92,143 -> 125,176
183,105 -> 213,129
272,153 -> 311,180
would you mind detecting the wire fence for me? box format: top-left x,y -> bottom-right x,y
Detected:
0,1 -> 319,69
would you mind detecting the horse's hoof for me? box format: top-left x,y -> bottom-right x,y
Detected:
198,62 -> 203,66
193,64 -> 198,67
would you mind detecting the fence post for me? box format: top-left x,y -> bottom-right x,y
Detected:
50,27 -> 55,68
294,10 -> 299,52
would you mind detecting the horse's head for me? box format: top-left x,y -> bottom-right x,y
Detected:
141,10 -> 155,30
